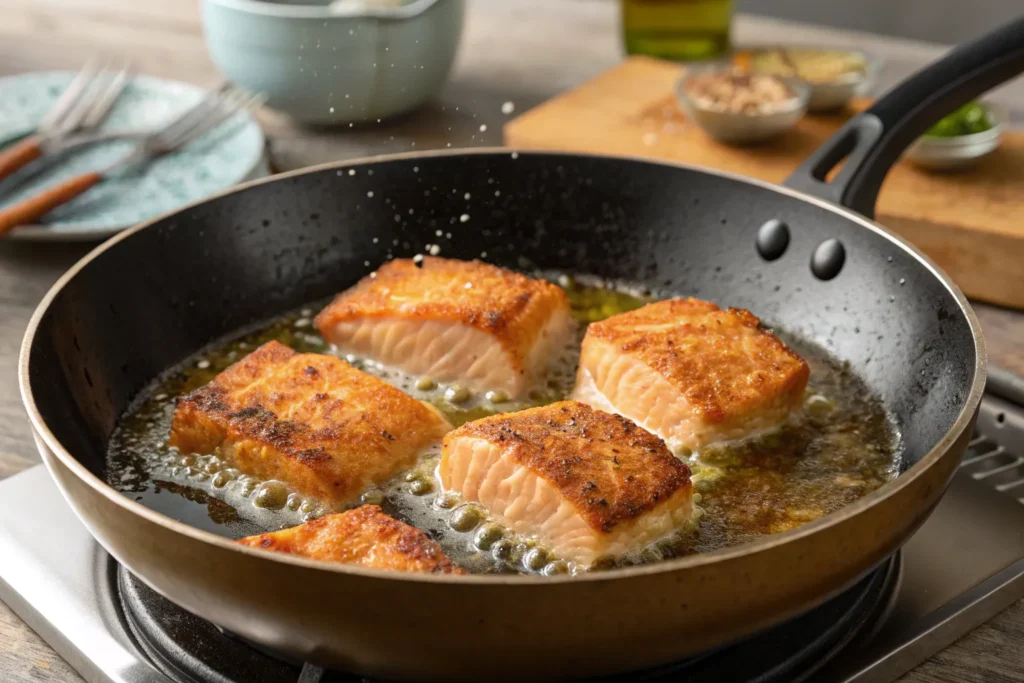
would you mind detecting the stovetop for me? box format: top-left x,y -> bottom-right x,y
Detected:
2,372 -> 1024,683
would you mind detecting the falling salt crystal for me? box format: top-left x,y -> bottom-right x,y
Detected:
460,214 -> 470,223
154,393 -> 168,401
413,166 -> 419,173
429,245 -> 441,255
436,229 -> 443,237
495,190 -> 501,197
294,318 -> 311,328
511,152 -> 519,159
464,192 -> 471,200
899,278 -> 906,285
408,208 -> 414,215
372,237 -> 379,244
368,169 -> 374,176
367,191 -> 374,198
413,254 -> 425,263
364,261 -> 370,267
480,251 -> 487,258
445,232 -> 452,239
329,107 -> 335,113
197,360 -> 211,369
446,142 -> 452,147
465,282 -> 473,289
349,123 -> 354,128
479,124 -> 487,132
349,169 -> 356,176
501,101 -> 515,115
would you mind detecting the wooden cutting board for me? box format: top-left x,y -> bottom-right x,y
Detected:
504,56 -> 1024,310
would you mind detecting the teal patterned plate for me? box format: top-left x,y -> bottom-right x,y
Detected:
0,72 -> 267,242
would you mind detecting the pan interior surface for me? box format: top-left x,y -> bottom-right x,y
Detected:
25,151 -> 981,565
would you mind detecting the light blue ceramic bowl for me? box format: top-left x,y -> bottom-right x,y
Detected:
201,0 -> 464,125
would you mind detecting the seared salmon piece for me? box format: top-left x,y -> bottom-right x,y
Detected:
169,341 -> 451,506
439,401 -> 694,565
314,257 -> 571,398
238,505 -> 466,574
572,298 -> 809,454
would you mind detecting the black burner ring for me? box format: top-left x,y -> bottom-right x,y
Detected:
117,555 -> 899,683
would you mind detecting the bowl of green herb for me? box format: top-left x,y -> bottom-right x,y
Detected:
906,101 -> 1004,170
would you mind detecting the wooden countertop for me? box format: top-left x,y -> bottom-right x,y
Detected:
1,1 -> 1023,681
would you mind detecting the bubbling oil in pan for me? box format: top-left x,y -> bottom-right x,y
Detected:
107,275 -> 900,576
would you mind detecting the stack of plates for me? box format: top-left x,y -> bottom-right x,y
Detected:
0,72 -> 269,242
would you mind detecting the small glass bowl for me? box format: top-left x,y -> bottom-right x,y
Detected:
739,47 -> 881,112
905,103 -> 1005,171
675,67 -> 810,145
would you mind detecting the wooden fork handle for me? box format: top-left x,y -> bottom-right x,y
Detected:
0,135 -> 44,182
0,171 -> 102,237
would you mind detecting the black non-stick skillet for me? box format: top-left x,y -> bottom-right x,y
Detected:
20,16 -> 1024,683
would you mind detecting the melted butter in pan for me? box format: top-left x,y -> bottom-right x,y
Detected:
107,277 -> 899,573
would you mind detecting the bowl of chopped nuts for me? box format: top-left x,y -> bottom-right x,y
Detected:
675,66 -> 810,145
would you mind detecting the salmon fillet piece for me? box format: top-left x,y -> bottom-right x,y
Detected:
439,401 -> 694,565
314,257 -> 571,398
169,341 -> 451,506
572,298 -> 809,455
238,505 -> 466,574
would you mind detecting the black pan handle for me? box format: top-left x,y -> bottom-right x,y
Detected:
784,15 -> 1024,217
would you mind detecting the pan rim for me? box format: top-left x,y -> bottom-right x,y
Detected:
18,147 -> 988,586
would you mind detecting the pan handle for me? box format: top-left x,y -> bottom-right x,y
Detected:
783,16 -> 1024,217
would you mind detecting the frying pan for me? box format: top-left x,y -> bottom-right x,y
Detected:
19,17 -> 1024,683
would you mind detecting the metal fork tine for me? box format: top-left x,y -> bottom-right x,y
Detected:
162,87 -> 260,151
53,56 -> 118,135
81,61 -> 133,130
38,57 -> 104,133
155,82 -> 232,146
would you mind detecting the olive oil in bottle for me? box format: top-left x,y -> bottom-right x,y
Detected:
622,0 -> 733,61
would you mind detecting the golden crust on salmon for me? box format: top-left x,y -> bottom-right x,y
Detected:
440,401 -> 694,565
238,505 -> 466,574
572,298 -> 809,454
314,257 -> 571,398
169,341 -> 451,505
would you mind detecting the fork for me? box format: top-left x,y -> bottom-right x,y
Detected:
0,57 -> 133,183
0,85 -> 263,236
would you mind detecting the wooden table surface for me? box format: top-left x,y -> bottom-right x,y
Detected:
1,1 -> 1024,681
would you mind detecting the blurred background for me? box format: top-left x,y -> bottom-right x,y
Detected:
738,0 -> 1020,43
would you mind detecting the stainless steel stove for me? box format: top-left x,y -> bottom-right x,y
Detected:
2,371 -> 1024,683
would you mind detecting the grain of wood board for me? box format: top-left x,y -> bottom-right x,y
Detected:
504,56 -> 1024,310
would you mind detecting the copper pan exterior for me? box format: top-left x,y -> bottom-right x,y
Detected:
35,398 -> 978,682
